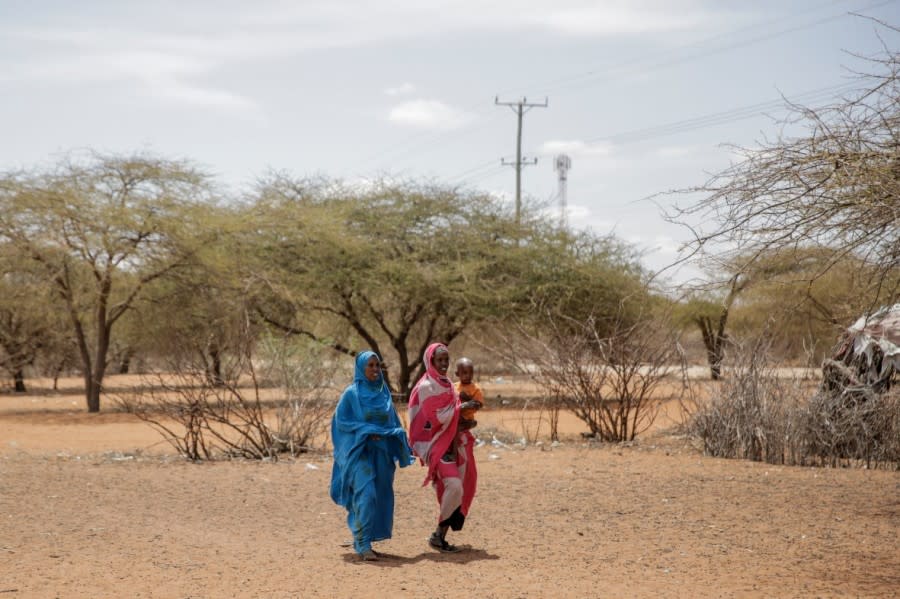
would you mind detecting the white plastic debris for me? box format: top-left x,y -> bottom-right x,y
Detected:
490,435 -> 509,449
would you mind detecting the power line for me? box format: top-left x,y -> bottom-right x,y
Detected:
447,158 -> 500,183
355,1 -> 882,175
521,0 -> 893,98
463,166 -> 508,186
448,80 -> 860,189
354,0 -> 894,188
575,81 -> 861,148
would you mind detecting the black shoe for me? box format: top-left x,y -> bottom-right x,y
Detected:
428,533 -> 461,553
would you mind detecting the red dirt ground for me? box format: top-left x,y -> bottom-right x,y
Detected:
1,375 -> 898,598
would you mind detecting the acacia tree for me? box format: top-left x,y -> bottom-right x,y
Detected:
0,256 -> 53,391
243,177 -> 597,398
0,154 -> 213,411
130,205 -> 251,383
669,38 -> 900,313
243,178 -> 520,398
243,174 -> 654,400
137,267 -> 251,384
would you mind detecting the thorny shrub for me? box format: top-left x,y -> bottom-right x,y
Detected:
689,336 -> 899,469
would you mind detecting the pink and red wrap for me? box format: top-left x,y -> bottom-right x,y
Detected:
408,343 -> 477,520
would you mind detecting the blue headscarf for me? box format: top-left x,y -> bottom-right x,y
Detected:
352,350 -> 392,409
330,351 -> 412,509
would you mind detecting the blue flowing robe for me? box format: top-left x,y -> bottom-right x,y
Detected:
330,351 -> 412,554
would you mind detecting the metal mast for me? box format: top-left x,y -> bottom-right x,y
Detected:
554,154 -> 571,229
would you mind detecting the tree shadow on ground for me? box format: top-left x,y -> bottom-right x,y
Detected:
341,546 -> 500,568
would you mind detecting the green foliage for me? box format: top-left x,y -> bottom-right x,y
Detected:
243,177 -> 649,396
0,153 -> 665,406
0,152 -> 216,410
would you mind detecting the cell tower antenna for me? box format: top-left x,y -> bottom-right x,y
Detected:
554,154 -> 571,229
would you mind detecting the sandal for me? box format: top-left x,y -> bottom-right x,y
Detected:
360,549 -> 379,561
428,533 -> 461,553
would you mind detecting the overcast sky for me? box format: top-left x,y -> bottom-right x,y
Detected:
2,0 -> 898,283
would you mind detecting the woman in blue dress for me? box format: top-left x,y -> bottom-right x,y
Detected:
330,351 -> 412,561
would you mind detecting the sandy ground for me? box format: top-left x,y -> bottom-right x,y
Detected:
1,376 -> 898,598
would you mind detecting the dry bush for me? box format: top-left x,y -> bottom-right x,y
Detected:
800,387 -> 900,468
512,395 -> 563,443
118,372 -> 212,460
800,330 -> 900,467
689,336 -> 900,469
117,332 -> 338,461
254,333 -> 338,455
120,363 -> 281,461
489,305 -> 686,443
689,336 -> 804,464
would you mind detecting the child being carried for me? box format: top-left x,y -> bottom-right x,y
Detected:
454,357 -> 484,432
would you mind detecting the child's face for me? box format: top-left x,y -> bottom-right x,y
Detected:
431,349 -> 450,375
456,363 -> 474,384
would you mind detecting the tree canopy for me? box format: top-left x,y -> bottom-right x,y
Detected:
0,153 -> 214,410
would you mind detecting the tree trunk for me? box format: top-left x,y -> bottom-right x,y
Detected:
13,369 -> 26,392
87,376 -> 102,413
709,347 -> 723,381
66,302 -> 94,411
87,315 -> 113,413
697,316 -> 725,381
207,346 -> 224,387
118,348 -> 133,374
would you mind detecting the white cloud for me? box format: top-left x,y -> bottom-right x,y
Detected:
540,139 -> 613,157
242,0 -> 724,42
0,1 -> 734,117
1,29 -> 261,117
384,82 -> 416,96
388,99 -> 472,130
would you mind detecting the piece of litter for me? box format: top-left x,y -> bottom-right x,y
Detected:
488,453 -> 501,460
305,463 -> 319,470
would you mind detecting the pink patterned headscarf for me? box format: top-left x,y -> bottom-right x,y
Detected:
407,343 -> 459,485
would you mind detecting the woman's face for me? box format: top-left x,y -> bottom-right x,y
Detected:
431,348 -> 450,375
364,356 -> 381,382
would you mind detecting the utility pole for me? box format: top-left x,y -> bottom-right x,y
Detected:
495,96 -> 548,223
